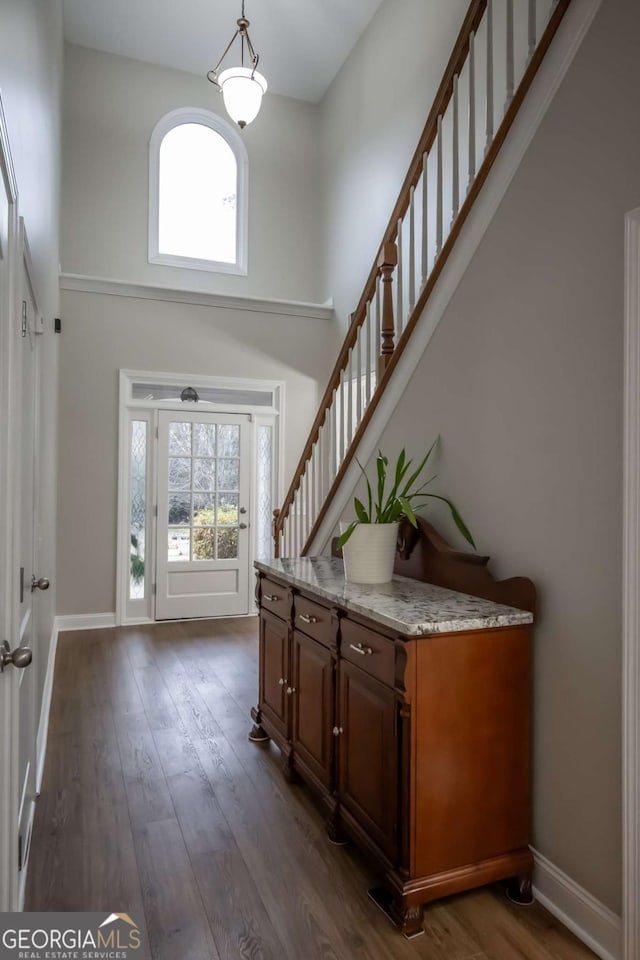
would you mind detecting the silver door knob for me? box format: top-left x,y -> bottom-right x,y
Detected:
1,640 -> 32,672
31,575 -> 50,592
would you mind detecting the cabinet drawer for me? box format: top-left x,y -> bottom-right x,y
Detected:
294,595 -> 333,647
341,619 -> 395,687
260,576 -> 289,618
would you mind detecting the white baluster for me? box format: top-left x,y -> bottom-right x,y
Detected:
505,0 -> 514,110
421,152 -> 429,286
303,468 -> 309,546
356,326 -> 363,424
436,115 -> 443,257
310,446 -> 316,538
528,0 -> 537,62
408,186 -> 416,313
365,302 -> 372,408
451,74 -> 459,228
468,31 -> 476,192
329,392 -> 337,479
485,0 -> 494,154
339,367 -> 346,465
296,488 -> 301,556
396,217 -> 403,335
375,276 -> 381,361
347,347 -> 353,447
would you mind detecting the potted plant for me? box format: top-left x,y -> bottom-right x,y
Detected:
338,441 -> 475,584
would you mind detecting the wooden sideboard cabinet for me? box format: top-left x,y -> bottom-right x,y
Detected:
250,520 -> 536,938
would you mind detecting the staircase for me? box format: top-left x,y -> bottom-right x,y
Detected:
273,0 -> 573,560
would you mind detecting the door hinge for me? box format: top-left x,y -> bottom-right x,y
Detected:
18,832 -> 23,871
19,567 -> 24,604
21,301 -> 27,338
154,505 -> 158,517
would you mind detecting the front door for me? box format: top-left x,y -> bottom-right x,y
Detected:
155,410 -> 251,619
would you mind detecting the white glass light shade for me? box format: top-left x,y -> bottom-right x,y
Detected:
218,67 -> 267,128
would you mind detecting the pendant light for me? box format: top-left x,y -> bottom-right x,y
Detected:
207,1 -> 267,129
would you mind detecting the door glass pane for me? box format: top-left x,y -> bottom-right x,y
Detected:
257,424 -> 272,561
217,527 -> 238,559
168,457 -> 191,490
217,494 -> 238,524
169,493 -> 191,525
193,526 -> 216,560
218,458 -> 239,490
193,493 -> 215,524
194,423 -> 216,456
217,424 -> 240,457
193,458 -> 215,491
130,420 -> 147,599
169,421 -> 191,455
168,527 -> 190,561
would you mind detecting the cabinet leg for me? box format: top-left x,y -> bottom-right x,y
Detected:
368,887 -> 425,939
249,706 -> 270,743
326,812 -> 348,846
507,872 -> 534,905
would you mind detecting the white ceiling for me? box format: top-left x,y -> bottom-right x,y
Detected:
63,0 -> 385,103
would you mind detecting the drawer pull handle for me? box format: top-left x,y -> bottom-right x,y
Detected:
350,642 -> 373,656
299,614 -> 318,625
264,594 -> 280,602
332,726 -> 343,736
286,686 -> 296,696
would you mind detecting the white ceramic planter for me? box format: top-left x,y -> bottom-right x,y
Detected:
340,522 -> 399,584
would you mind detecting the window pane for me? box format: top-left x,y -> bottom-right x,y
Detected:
194,423 -> 216,457
169,493 -> 191,525
158,123 -> 237,264
217,494 -> 238,525
218,459 -> 239,491
217,424 -> 240,457
193,493 -> 215,524
169,422 -> 191,455
217,527 -> 238,560
193,458 -> 216,491
130,421 -> 147,599
257,425 -> 272,561
193,527 -> 216,561
168,528 -> 190,562
169,457 -> 191,490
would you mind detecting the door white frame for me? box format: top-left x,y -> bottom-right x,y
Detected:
0,91 -> 20,911
116,369 -> 285,625
623,207 -> 640,960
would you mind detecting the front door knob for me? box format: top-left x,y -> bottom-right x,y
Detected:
1,640 -> 32,672
31,575 -> 50,592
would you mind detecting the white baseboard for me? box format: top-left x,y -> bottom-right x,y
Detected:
532,848 -> 621,960
35,622 -> 59,795
55,612 -> 116,632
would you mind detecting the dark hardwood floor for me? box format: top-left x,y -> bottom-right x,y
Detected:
26,618 -> 596,960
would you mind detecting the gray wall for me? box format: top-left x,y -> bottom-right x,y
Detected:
56,291 -> 335,616
368,0 -> 633,914
0,0 -> 63,702
62,44 -> 324,304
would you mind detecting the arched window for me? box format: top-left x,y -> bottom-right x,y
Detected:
149,108 -> 248,274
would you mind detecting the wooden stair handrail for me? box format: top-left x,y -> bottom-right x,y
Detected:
274,0 -> 487,541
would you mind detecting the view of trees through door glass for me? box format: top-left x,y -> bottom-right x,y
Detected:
168,421 -> 240,561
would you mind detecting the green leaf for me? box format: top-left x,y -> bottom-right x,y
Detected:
399,436 -> 439,498
354,497 -> 369,523
423,494 -> 476,548
355,457 -> 373,520
337,520 -> 359,548
376,453 -> 386,521
398,496 -> 418,527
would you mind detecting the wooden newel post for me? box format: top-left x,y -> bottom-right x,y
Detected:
272,508 -> 281,559
377,240 -> 398,377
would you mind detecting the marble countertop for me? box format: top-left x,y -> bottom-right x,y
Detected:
255,557 -> 533,638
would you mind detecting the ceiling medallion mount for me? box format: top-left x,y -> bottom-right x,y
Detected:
207,0 -> 267,129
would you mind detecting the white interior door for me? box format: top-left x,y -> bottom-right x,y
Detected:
155,410 -> 251,619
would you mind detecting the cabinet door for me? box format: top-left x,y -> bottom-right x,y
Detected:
291,630 -> 333,789
259,609 -> 289,737
337,659 -> 398,861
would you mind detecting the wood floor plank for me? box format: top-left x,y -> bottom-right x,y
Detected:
26,619 -> 597,960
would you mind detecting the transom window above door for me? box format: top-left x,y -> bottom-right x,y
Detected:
148,107 -> 248,275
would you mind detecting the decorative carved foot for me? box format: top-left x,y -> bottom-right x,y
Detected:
248,723 -> 270,743
368,887 -> 425,939
507,872 -> 534,905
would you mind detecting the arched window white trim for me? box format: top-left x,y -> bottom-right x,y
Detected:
149,107 -> 249,275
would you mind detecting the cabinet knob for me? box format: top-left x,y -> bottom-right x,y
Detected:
286,687 -> 296,696
278,677 -> 287,685
332,726 -> 343,736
